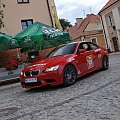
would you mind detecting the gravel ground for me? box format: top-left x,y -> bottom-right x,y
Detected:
0,53 -> 120,120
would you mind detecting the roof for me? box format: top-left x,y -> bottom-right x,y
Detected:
68,24 -> 80,40
68,14 -> 101,40
99,0 -> 119,13
67,41 -> 94,45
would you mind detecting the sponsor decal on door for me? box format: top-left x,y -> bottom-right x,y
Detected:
86,55 -> 94,69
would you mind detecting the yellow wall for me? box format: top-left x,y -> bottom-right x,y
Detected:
84,23 -> 100,32
48,0 -> 62,30
86,34 -> 106,48
97,34 -> 106,48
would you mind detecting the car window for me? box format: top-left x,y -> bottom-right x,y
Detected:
83,44 -> 89,50
78,44 -> 84,49
46,43 -> 77,58
78,43 -> 91,51
89,43 -> 99,50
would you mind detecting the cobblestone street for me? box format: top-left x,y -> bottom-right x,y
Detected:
0,53 -> 120,120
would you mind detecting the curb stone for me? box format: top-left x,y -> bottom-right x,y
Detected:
0,78 -> 20,86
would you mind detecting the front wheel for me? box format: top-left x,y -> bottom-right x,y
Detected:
63,65 -> 77,86
102,56 -> 109,70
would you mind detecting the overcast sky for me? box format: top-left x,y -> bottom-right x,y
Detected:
54,0 -> 108,25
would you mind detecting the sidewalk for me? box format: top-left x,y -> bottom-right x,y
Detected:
109,52 -> 120,55
0,65 -> 23,86
0,77 -> 20,86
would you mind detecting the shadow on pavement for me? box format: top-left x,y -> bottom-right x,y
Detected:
24,70 -> 102,93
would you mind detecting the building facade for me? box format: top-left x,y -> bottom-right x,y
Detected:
0,0 -> 56,36
0,0 -> 58,67
68,14 -> 106,48
99,0 -> 120,52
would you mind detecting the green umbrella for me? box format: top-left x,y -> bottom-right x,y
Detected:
0,32 -> 19,50
14,22 -> 71,52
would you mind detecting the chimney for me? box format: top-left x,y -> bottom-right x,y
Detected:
76,18 -> 83,28
86,14 -> 90,17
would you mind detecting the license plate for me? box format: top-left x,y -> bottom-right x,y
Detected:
25,78 -> 37,83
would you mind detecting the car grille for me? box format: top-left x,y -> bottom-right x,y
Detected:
31,70 -> 39,76
24,70 -> 39,77
25,72 -> 30,77
21,81 -> 41,86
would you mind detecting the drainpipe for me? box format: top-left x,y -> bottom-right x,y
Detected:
46,0 -> 54,27
98,13 -> 109,50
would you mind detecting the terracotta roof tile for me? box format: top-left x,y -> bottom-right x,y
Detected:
99,0 -> 119,13
68,24 -> 80,40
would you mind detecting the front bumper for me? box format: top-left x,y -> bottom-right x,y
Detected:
20,71 -> 63,88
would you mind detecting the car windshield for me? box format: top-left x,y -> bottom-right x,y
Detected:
45,43 -> 77,58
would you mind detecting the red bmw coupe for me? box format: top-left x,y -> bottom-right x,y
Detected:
20,42 -> 109,88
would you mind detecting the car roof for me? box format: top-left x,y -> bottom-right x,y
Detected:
58,41 -> 95,47
67,41 -> 92,45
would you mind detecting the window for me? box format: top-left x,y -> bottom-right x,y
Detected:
78,43 -> 91,51
107,15 -> 114,26
89,43 -> 99,50
91,38 -> 98,44
78,42 -> 98,51
21,19 -> 33,30
96,23 -> 102,30
17,0 -> 29,3
46,43 -> 77,58
82,44 -> 89,50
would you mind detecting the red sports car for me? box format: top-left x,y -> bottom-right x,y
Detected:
20,42 -> 109,88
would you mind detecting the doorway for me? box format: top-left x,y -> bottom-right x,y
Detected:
112,37 -> 119,52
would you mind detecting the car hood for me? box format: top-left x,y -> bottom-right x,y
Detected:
22,54 -> 74,72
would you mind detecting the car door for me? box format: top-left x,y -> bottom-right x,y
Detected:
75,43 -> 88,76
82,43 -> 97,73
75,42 -> 95,76
88,42 -> 102,69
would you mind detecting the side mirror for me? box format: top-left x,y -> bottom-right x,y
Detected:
77,49 -> 86,54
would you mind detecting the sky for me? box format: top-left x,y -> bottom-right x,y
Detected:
54,0 -> 109,25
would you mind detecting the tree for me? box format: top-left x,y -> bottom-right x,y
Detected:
0,2 -> 5,29
59,19 -> 72,30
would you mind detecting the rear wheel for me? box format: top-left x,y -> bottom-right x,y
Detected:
63,65 -> 77,86
102,56 -> 109,70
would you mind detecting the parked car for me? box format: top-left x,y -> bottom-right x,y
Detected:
20,41 -> 109,88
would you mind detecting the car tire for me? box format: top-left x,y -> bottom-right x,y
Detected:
102,56 -> 109,70
63,65 -> 77,86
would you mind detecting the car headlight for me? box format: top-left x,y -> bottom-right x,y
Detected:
43,65 -> 59,72
20,72 -> 23,76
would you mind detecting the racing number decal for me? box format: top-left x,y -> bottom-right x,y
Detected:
86,55 -> 94,69
98,54 -> 101,58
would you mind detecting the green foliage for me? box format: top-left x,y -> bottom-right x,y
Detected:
59,19 -> 72,30
0,2 -> 5,29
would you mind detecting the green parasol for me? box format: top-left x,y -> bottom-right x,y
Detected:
0,32 -> 19,50
14,22 -> 71,52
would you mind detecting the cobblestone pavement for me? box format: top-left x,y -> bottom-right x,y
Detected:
0,53 -> 120,120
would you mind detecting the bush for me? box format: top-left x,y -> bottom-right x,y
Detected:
6,59 -> 19,70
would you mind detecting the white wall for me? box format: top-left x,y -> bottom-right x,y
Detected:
100,1 -> 120,52
112,7 -> 120,50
